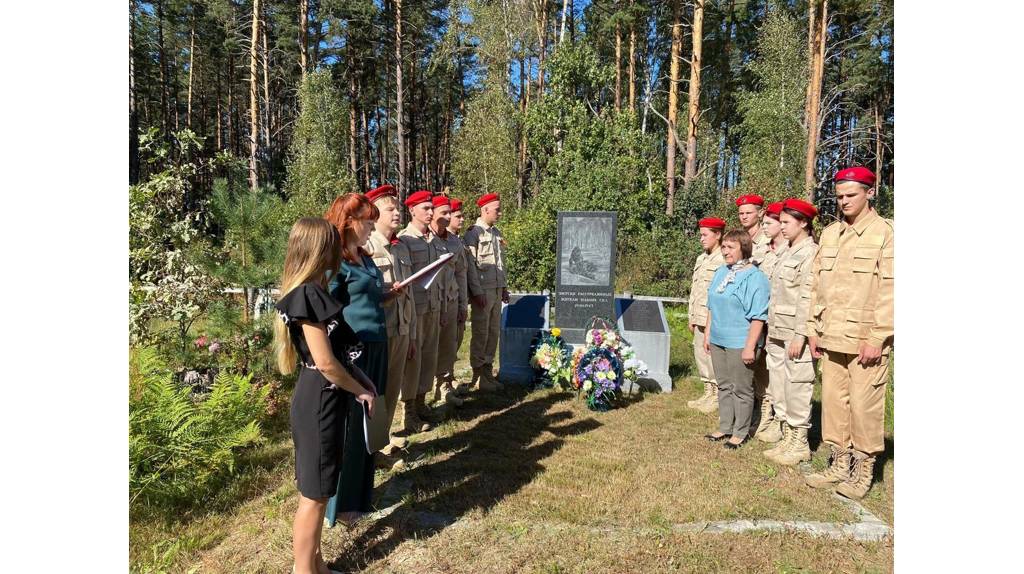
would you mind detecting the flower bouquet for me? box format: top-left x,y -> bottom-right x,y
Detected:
528,327 -> 572,390
572,324 -> 651,410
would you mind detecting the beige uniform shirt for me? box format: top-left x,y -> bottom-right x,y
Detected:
397,224 -> 442,315
366,230 -> 417,339
767,236 -> 817,341
806,211 -> 894,353
758,241 -> 789,282
751,230 -> 771,265
431,228 -> 461,315
445,230 -> 469,311
463,218 -> 507,296
688,246 -> 725,328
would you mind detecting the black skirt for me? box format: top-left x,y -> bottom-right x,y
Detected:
290,366 -> 350,500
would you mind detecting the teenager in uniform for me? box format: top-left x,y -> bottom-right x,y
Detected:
803,167 -> 893,500
397,190 -> 443,426
363,185 -> 424,445
762,199 -> 819,465
430,194 -> 465,407
752,202 -> 788,443
687,217 -> 726,413
463,193 -> 508,390
447,198 -> 471,396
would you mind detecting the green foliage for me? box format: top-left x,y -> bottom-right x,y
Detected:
735,6 -> 809,199
502,43 -> 677,293
130,130 -> 223,350
205,178 -> 289,318
129,348 -> 271,509
451,86 -> 519,200
283,70 -> 355,219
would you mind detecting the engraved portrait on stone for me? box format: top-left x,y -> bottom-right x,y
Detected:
559,215 -> 613,286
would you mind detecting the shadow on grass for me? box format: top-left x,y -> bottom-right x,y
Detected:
329,386 -> 608,570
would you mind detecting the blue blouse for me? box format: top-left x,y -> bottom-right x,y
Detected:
706,264 -> 770,349
329,254 -> 387,343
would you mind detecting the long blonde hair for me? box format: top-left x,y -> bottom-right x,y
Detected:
273,218 -> 342,375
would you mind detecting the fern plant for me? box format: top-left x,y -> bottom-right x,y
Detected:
129,348 -> 270,509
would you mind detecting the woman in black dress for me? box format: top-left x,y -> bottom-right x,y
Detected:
273,217 -> 377,574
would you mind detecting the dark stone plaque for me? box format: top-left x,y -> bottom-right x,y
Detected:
617,299 -> 667,333
503,294 -> 548,329
555,212 -> 617,330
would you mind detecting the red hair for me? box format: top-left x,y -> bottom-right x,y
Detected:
324,193 -> 380,264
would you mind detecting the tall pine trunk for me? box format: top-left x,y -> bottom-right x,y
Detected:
363,108 -> 372,189
665,0 -> 682,215
395,0 -> 407,201
157,0 -> 170,138
129,1 -> 139,184
803,0 -> 828,201
559,0 -> 570,44
261,13 -> 272,183
187,13 -> 196,128
248,0 -> 261,191
628,0 -> 635,111
348,29 -> 359,181
536,0 -> 547,99
614,4 -> 621,112
683,0 -> 704,191
299,0 -> 308,76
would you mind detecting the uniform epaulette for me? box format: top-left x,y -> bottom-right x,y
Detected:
822,220 -> 842,233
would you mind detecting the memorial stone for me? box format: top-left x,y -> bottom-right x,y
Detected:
554,211 -> 617,344
615,297 -> 673,393
498,293 -> 551,384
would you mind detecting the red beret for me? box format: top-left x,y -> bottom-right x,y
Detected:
834,167 -> 876,186
698,217 -> 727,231
782,198 -> 818,219
450,199 -> 464,212
765,202 -> 784,218
432,195 -> 451,208
476,193 -> 499,207
365,184 -> 396,202
735,194 -> 765,207
404,190 -> 433,208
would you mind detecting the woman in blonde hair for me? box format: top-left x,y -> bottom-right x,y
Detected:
273,217 -> 376,574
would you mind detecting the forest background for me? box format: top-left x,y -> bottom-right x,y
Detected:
127,0 -> 893,535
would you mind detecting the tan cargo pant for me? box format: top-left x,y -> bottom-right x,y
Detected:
765,337 -> 816,429
692,325 -> 716,383
470,287 -> 502,370
436,299 -> 460,383
404,309 -> 440,396
821,349 -> 890,455
386,332 -> 410,418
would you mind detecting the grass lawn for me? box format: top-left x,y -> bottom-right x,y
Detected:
130,309 -> 894,573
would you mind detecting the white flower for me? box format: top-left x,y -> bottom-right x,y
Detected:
596,371 -> 606,380
583,380 -> 593,391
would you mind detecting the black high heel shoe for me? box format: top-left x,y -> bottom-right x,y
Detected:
724,437 -> 749,449
704,433 -> 730,442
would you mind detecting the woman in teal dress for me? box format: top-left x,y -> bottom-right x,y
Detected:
323,193 -> 390,527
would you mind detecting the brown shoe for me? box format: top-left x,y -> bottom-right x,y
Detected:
805,443 -> 853,489
478,366 -> 500,391
416,393 -> 443,424
835,450 -> 877,500
688,382 -> 713,409
753,397 -> 780,442
695,383 -> 719,414
400,399 -> 430,434
763,422 -> 791,459
771,426 -> 812,466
